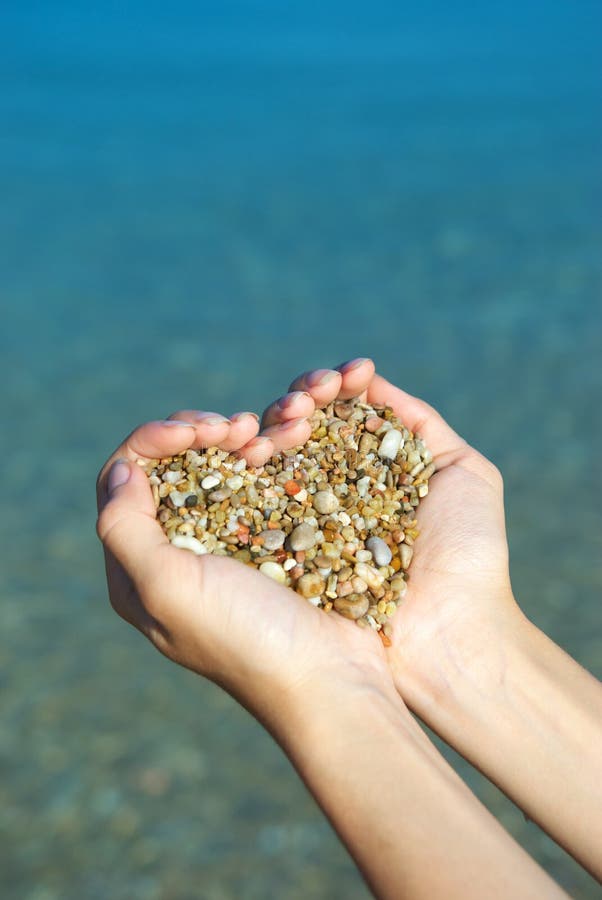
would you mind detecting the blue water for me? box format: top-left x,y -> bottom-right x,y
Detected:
1,2 -> 601,897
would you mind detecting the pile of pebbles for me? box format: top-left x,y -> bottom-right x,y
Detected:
141,398 -> 434,641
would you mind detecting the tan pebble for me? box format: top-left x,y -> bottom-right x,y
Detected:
312,490 -> 339,514
351,576 -> 368,594
259,561 -> 287,584
353,562 -> 384,590
333,593 -> 370,620
336,580 -> 353,597
365,416 -> 384,433
297,572 -> 326,598
314,554 -> 332,569
259,529 -> 286,551
288,522 -> 316,551
400,544 -> 414,569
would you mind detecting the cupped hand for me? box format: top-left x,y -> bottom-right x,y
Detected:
268,359 -> 522,717
96,404 -> 397,734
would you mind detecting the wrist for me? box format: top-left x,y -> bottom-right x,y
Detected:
396,585 -> 526,718
269,661 -> 411,755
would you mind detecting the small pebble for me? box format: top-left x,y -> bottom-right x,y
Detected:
378,429 -> 403,460
366,536 -> 393,566
297,572 -> 326,598
334,594 -> 370,620
171,535 -> 208,555
201,474 -> 222,490
312,490 -> 339,514
259,561 -> 287,584
259,529 -> 286,551
399,544 -> 414,569
288,522 -> 317,551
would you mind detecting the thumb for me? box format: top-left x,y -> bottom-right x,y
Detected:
96,458 -> 169,585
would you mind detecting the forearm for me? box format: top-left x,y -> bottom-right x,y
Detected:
273,681 -> 564,900
412,610 -> 602,880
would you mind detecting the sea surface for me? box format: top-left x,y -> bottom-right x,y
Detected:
1,2 -> 601,897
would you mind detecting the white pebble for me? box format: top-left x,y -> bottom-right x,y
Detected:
171,535 -> 208,555
201,474 -> 222,490
378,429 -> 403,460
307,596 -> 322,607
356,476 -> 371,498
169,490 -> 188,507
354,562 -> 384,590
400,544 -> 414,569
259,561 -> 287,584
233,458 -> 247,473
313,491 -> 339,515
338,511 -> 351,526
162,470 -> 183,484
366,536 -> 393,567
295,488 -> 308,502
283,558 -> 297,572
226,475 -> 244,491
355,549 -> 373,563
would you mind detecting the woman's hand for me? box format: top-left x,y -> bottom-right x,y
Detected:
280,358 -> 602,880
96,407 -> 397,738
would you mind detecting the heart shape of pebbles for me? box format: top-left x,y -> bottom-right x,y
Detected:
142,398 -> 434,635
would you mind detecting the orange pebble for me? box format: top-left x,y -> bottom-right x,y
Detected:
379,631 -> 392,647
295,550 -> 306,564
284,480 -> 301,495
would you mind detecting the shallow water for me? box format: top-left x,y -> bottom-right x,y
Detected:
1,2 -> 601,897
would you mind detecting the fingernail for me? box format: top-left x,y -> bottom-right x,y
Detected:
193,413 -> 229,426
339,357 -> 369,373
230,411 -> 260,423
247,436 -> 271,447
162,419 -> 197,428
306,369 -> 339,387
278,416 -> 308,431
277,391 -> 310,410
108,458 -> 131,494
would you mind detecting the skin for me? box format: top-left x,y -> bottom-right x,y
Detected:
96,357 -> 601,894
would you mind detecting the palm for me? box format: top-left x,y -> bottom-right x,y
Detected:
159,548 -> 391,702
387,452 -> 514,693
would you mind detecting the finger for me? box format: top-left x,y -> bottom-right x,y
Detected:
260,416 -> 312,453
97,458 -> 171,594
220,412 -> 260,451
367,374 -> 466,458
335,357 -> 375,400
236,435 -> 276,468
261,391 -> 314,428
97,420 -> 198,509
288,368 -> 342,406
167,410 -> 231,448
